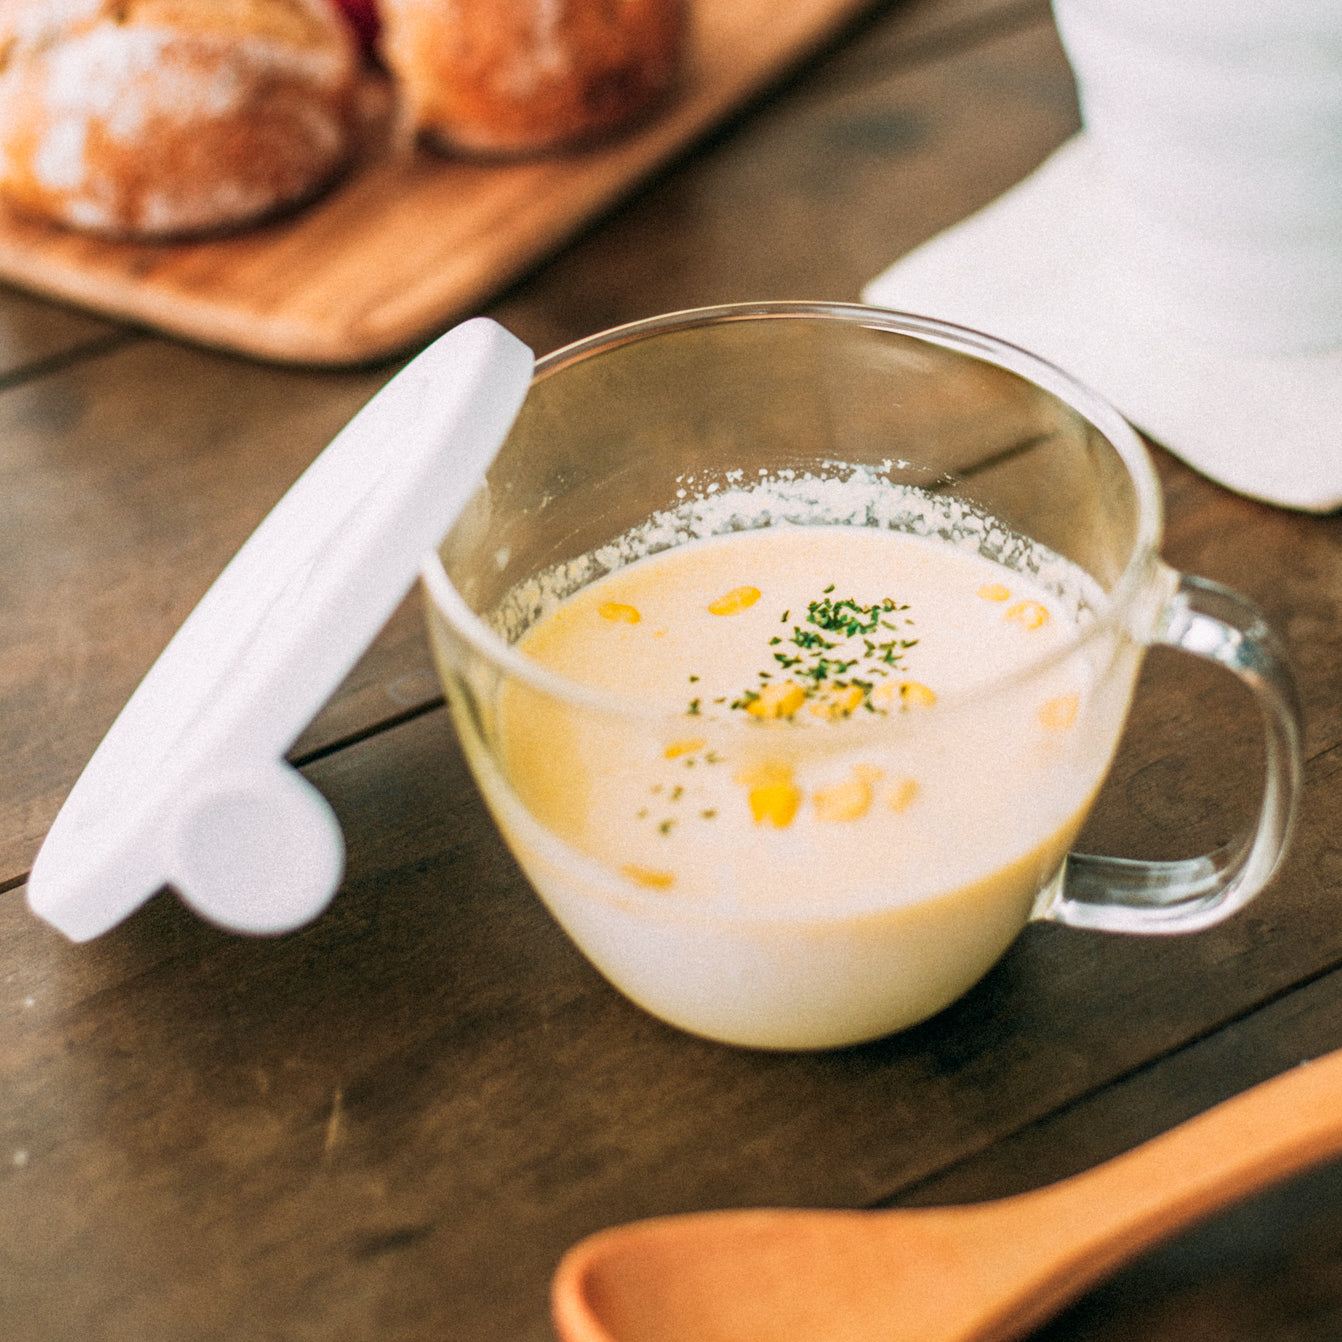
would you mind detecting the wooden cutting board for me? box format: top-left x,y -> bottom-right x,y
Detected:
0,0 -> 876,367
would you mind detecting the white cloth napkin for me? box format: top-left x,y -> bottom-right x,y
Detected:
863,134 -> 1342,513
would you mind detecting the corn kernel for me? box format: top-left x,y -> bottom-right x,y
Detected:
708,586 -> 761,616
621,864 -> 675,890
748,781 -> 802,827
1005,600 -> 1049,630
1039,692 -> 1080,730
599,601 -> 641,624
885,777 -> 919,812
813,774 -> 874,822
736,761 -> 801,827
978,583 -> 1011,602
745,681 -> 806,718
808,684 -> 865,719
664,737 -> 706,759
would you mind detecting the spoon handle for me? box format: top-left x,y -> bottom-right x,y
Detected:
966,1044 -> 1342,1338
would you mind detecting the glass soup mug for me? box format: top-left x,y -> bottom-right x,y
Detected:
421,303 -> 1301,1050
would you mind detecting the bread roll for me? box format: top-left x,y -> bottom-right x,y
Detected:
378,0 -> 688,158
0,0 -> 360,239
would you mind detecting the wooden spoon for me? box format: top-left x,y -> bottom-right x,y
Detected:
553,1045 -> 1342,1342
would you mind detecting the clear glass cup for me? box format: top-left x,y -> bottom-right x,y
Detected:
421,302 -> 1302,1049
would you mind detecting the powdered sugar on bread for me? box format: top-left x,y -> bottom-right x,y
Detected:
0,0 -> 358,238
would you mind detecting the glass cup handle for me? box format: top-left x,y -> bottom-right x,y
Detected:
1040,566 -> 1304,935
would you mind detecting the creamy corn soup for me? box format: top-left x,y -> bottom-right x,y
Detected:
501,525 -> 1099,908
437,499 -> 1126,1046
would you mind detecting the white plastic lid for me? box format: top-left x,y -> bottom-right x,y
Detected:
28,317 -> 534,941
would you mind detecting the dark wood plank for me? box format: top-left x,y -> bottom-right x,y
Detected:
892,965 -> 1342,1212
0,288 -> 129,379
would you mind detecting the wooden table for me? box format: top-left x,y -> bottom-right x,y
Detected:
4,1 -> 1341,1337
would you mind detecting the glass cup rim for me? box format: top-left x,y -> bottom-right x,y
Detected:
420,301 -> 1166,724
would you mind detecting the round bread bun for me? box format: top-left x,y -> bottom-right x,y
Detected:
0,0 -> 360,239
378,0 -> 688,158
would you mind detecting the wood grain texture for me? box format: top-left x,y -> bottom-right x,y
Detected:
0,0 -> 884,367
3,2 -> 1342,1341
893,964 -> 1342,1211
0,289 -> 127,379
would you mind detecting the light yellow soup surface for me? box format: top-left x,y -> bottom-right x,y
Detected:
500,525 -> 1101,920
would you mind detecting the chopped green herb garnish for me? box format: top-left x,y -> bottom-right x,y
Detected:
725,587 -> 918,719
